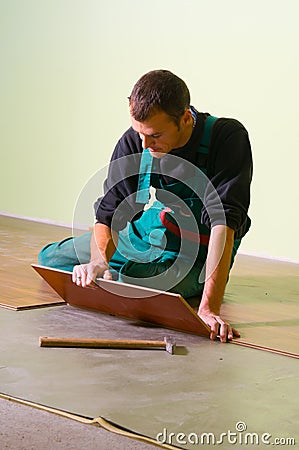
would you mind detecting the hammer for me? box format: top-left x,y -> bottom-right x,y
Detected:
39,336 -> 176,354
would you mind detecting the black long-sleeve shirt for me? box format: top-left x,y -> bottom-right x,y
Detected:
94,109 -> 253,240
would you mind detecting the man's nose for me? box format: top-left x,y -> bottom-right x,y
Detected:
141,134 -> 154,149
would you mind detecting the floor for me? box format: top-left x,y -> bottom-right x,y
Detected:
0,215 -> 298,449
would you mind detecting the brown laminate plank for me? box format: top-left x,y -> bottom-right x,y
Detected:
0,215 -> 68,309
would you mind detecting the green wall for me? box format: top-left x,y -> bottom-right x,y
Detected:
1,0 -> 299,262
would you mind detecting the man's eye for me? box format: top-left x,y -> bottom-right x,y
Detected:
151,134 -> 161,139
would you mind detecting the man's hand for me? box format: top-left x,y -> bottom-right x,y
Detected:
72,260 -> 112,288
198,310 -> 240,343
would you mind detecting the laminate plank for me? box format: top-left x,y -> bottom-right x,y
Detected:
32,264 -> 211,337
0,215 -> 67,309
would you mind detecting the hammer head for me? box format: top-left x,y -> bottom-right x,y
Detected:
164,336 -> 176,354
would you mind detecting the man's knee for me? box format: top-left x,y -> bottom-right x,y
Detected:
38,242 -> 56,265
37,233 -> 91,272
38,240 -> 73,271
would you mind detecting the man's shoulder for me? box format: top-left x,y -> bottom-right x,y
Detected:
212,116 -> 249,137
194,109 -> 249,139
207,115 -> 252,162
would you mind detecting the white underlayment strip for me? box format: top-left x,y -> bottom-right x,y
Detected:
1,211 -> 299,264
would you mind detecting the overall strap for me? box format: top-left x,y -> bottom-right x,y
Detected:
196,115 -> 218,172
136,148 -> 153,204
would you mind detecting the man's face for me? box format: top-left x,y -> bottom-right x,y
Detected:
130,109 -> 192,158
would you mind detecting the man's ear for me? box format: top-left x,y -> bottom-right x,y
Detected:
182,108 -> 193,125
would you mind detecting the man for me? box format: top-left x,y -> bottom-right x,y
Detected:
39,70 -> 252,343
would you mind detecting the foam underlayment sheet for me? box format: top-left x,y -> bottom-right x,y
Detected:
0,305 -> 298,449
1,216 -> 298,447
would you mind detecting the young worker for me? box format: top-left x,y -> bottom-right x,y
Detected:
39,70 -> 253,343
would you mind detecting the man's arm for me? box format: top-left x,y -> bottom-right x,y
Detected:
91,223 -> 118,264
72,223 -> 118,287
197,224 -> 240,342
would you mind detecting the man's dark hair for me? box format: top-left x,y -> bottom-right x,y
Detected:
129,70 -> 190,126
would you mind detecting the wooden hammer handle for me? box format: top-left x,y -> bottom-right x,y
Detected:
39,337 -> 166,349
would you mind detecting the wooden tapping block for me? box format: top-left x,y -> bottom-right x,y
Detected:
39,336 -> 176,354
